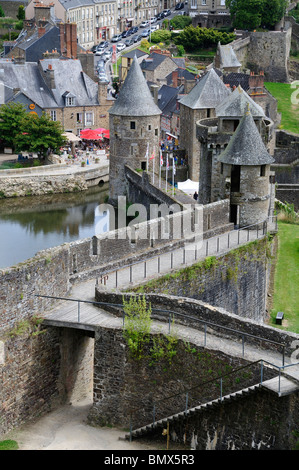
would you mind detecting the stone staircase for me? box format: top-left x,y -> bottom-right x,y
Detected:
126,376 -> 299,440
126,383 -> 261,440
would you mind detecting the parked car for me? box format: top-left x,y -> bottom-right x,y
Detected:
175,2 -> 184,9
98,40 -> 109,48
163,9 -> 171,16
96,59 -> 105,70
103,50 -> 112,61
111,34 -> 122,42
150,17 -> 157,23
124,37 -> 135,47
95,45 -> 105,55
136,34 -> 144,42
141,29 -> 150,37
130,26 -> 139,33
149,24 -> 159,32
121,30 -> 130,38
156,12 -> 165,20
140,20 -> 149,27
133,35 -> 140,42
116,42 -> 126,51
98,74 -> 109,83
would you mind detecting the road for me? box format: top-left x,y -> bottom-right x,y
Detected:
93,5 -> 187,87
6,398 -> 169,450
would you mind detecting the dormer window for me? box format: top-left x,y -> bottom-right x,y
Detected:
63,92 -> 76,106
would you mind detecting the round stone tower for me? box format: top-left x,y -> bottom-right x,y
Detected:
108,55 -> 161,203
218,107 -> 275,228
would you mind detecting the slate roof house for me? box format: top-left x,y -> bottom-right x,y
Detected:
158,84 -> 183,141
141,52 -> 185,86
0,57 -> 113,133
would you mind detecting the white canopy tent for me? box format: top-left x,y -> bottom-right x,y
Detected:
178,179 -> 199,196
63,132 -> 81,142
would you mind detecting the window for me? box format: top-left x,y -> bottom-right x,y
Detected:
50,110 -> 57,121
260,165 -> 266,176
85,112 -> 94,126
231,165 -> 240,192
66,96 -> 75,106
130,121 -> 136,129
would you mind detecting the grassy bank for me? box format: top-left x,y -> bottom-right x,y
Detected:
264,82 -> 299,135
271,221 -> 299,333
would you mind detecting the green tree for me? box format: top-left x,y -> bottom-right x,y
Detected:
226,0 -> 263,30
15,112 -> 67,159
0,5 -> 5,17
150,29 -> 172,44
261,0 -> 288,29
122,295 -> 152,360
0,102 -> 27,149
17,5 -> 25,20
170,15 -> 192,30
226,0 -> 287,30
174,26 -> 235,51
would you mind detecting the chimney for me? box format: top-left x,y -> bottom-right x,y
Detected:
150,84 -> 159,104
46,63 -> 56,89
34,4 -> 51,23
172,70 -> 178,88
249,70 -> 264,92
38,26 -> 46,37
98,81 -> 108,104
60,23 -> 77,58
70,23 -> 77,58
184,79 -> 196,94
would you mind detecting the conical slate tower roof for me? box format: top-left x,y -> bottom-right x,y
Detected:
109,55 -> 161,117
218,108 -> 275,166
216,85 -> 265,118
179,67 -> 230,109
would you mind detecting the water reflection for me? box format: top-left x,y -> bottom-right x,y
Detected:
0,184 -> 109,269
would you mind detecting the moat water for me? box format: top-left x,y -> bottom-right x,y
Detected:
0,184 -> 109,269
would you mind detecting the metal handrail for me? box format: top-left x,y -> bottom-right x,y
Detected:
127,358 -> 299,440
94,219 -> 270,281
35,293 -> 286,365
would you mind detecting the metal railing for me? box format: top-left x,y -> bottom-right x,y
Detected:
127,358 -> 299,441
95,219 -> 274,290
36,292 -> 286,366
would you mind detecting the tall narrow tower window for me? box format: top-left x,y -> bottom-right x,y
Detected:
130,121 -> 136,129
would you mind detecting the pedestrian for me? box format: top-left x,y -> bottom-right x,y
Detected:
193,191 -> 198,201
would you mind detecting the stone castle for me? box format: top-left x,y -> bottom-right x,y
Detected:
108,56 -> 276,229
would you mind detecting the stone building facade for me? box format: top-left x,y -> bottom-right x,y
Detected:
0,56 -> 113,134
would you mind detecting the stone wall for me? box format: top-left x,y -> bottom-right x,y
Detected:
0,325 -> 61,436
128,238 -> 272,321
88,327 -> 263,429
0,324 -> 94,436
0,164 -> 109,198
231,29 -> 292,82
148,386 -> 299,450
88,325 -> 298,450
273,130 -> 299,209
95,288 -> 298,366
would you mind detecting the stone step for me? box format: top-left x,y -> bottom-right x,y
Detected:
126,383 -> 262,439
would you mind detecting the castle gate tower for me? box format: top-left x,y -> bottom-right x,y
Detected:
218,108 -> 275,228
108,55 -> 161,203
